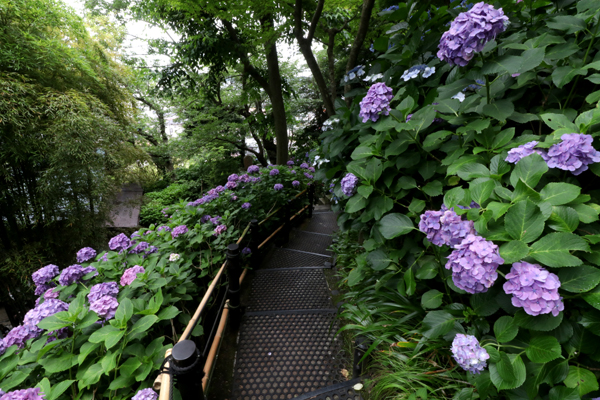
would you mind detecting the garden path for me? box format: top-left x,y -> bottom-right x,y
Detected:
231,206 -> 362,400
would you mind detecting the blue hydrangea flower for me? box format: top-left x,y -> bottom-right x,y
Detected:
438,2 -> 509,66
225,181 -> 237,190
247,165 -> 260,174
546,133 -> 600,175
228,174 -> 239,182
76,247 -> 96,263
108,233 -> 131,252
88,282 -> 119,304
505,141 -> 547,164
129,241 -> 149,254
341,173 -> 359,196
132,388 -> 158,400
419,208 -> 475,248
274,183 -> 284,191
242,247 -> 252,256
58,265 -> 92,286
445,234 -> 503,294
401,65 -> 435,81
504,261 -> 564,316
269,169 -> 279,176
171,225 -> 188,238
359,83 -> 393,123
451,334 -> 489,374
241,202 -> 251,209
214,225 -> 227,236
32,265 -> 59,287
4,325 -> 38,349
292,180 -> 300,187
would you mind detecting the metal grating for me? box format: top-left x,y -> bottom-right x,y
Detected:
285,231 -> 333,255
301,213 -> 339,235
247,269 -> 333,312
294,379 -> 364,400
262,248 -> 331,270
232,312 -> 348,400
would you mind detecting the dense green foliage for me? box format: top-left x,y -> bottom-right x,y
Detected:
320,0 -> 600,398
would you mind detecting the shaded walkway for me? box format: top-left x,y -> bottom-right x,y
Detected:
232,208 -> 362,400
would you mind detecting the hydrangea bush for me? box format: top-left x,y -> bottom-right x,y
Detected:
0,164 -> 311,400
320,0 -> 600,398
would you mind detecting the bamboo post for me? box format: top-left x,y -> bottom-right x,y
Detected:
155,348 -> 172,396
249,219 -> 261,270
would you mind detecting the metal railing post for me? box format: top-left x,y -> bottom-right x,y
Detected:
226,243 -> 242,329
249,219 -> 261,269
308,184 -> 315,218
353,336 -> 369,378
171,340 -> 205,400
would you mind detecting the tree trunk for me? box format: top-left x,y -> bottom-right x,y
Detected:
327,30 -> 338,106
344,0 -> 376,97
261,15 -> 289,165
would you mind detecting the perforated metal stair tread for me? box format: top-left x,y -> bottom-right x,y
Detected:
292,378 -> 363,400
232,312 -> 348,400
300,213 -> 339,235
246,269 -> 333,312
284,231 -> 333,255
262,248 -> 331,270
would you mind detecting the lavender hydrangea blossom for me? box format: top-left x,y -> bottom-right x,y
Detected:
247,165 -> 260,174
242,202 -> 251,209
228,174 -> 239,182
0,339 -> 5,356
35,287 -> 60,306
274,183 -> 284,191
32,265 -> 59,287
129,241 -> 149,254
0,388 -> 46,400
304,173 -> 313,179
120,265 -> 145,286
145,246 -> 158,256
242,247 -> 252,255
58,265 -> 93,286
0,389 -> 5,398
225,181 -> 237,190
4,325 -> 38,349
209,216 -> 221,225
76,247 -> 96,263
359,83 -> 394,123
100,253 -> 109,262
90,296 -> 119,320
171,225 -> 188,238
503,261 -> 564,316
214,225 -> 227,236
445,234 -> 503,294
437,2 -> 509,66
418,208 -> 475,247
505,141 -> 547,164
545,133 -> 600,175
292,180 -> 300,187
109,233 -> 131,252
451,334 -> 489,374
88,282 -> 119,304
157,225 -> 171,233
269,169 -> 279,176
299,162 -> 309,169
287,160 -> 294,166
132,388 -> 158,400
23,299 -> 69,335
341,173 -> 359,196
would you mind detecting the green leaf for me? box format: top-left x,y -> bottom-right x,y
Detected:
481,55 -> 522,75
470,288 -> 500,317
540,183 -> 581,205
377,213 -> 414,239
444,187 -> 465,210
89,325 -> 122,344
494,316 -> 519,343
408,198 -> 425,214
385,138 -> 409,157
350,145 -> 375,160
120,357 -> 142,377
490,353 -> 526,390
115,298 -> 133,326
39,353 -> 77,374
421,311 -> 458,339
582,285 -> 600,311
470,180 -> 495,206
548,206 -> 579,232
157,306 -> 180,321
47,380 -> 76,400
37,311 -> 72,331
365,158 -> 383,183
573,204 -> 599,223
421,290 -> 443,309
514,309 -> 563,331
518,47 -> 546,73
1,372 -> 29,391
129,315 -> 159,337
526,336 -> 562,363
366,249 -> 391,271
510,153 -> 548,188
345,196 -> 368,213
548,386 -> 580,400
529,233 -> 589,267
78,311 -> 99,329
557,266 -> 600,293
499,241 -> 530,264
540,113 -> 578,131
504,200 -> 545,243
404,268 -> 416,296
547,16 -> 587,34
483,100 -> 514,121
357,185 -> 374,198
492,128 -> 515,149
78,363 -> 104,389
456,163 -> 490,181
422,180 -> 443,197
564,366 -> 599,396
108,374 -> 136,391
395,176 -> 417,190
487,202 -> 511,220
78,342 -> 101,365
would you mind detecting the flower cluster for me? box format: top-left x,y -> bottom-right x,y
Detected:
32,264 -> 59,295
90,296 -> 119,320
505,141 -> 545,164
108,233 -> 131,252
304,173 -> 313,179
287,160 -> 294,166
120,265 -> 145,287
418,208 -> 475,248
23,299 -> 69,335
0,388 -> 46,400
225,181 -> 237,190
341,173 -> 359,196
247,165 -> 260,174
300,162 -> 309,169
445,234 -> 503,294
242,202 -> 251,209
451,334 -> 489,374
157,225 -> 171,233
343,65 -> 365,82
274,183 -> 284,191
503,261 -> 564,316
76,247 -> 96,263
214,225 -> 227,236
363,73 -> 384,83
35,287 -> 60,306
132,388 -> 158,400
129,241 -> 149,254
546,133 -> 600,175
292,180 -> 300,187
88,282 -> 119,304
58,265 -> 97,286
401,65 -> 435,81
169,253 -> 180,262
359,83 -> 394,123
4,325 -> 38,349
269,169 -> 279,176
171,225 -> 188,238
322,118 -> 340,132
437,2 -> 508,66
242,247 -> 252,255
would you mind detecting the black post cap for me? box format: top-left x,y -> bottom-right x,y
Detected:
171,340 -> 198,369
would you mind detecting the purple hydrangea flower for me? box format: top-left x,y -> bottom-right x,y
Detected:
445,234 -> 503,294
545,133 -> 600,175
88,282 -> 119,304
341,173 -> 359,196
231,195 -> 238,201
0,339 -> 4,357
505,141 -> 548,164
304,173 -> 313,179
451,334 -> 489,374
250,176 -> 261,183
228,174 -> 239,182
90,296 -> 119,320
290,170 -> 296,174
308,167 -> 315,173
214,225 -> 227,236
359,83 -> 394,123
225,181 -> 237,190
242,202 -> 251,209
145,246 -> 158,256
171,225 -> 188,238
239,174 -> 251,183
269,169 -> 280,176
292,180 -> 300,187
129,241 -> 149,254
108,233 -> 131,252
59,265 -> 91,286
32,265 -> 59,287
287,160 -> 294,166
504,261 -> 564,316
4,325 -> 38,349
76,247 -> 97,263
0,388 -> 46,400
419,208 -> 476,248
274,183 -> 284,191
132,388 -> 158,400
437,2 -> 509,66
34,284 -> 54,297
157,226 -> 171,233
35,287 -> 60,306
0,389 -> 5,398
210,216 -> 222,225
120,265 -> 145,286
23,299 -> 69,335
242,247 -> 252,255
215,185 -> 226,193
100,253 -> 109,262
201,215 -> 211,223
299,163 -> 309,169
247,165 -> 260,174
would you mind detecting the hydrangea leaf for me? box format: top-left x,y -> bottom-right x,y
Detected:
129,315 -> 159,337
421,289 -> 443,309
78,363 -> 104,389
457,163 -> 490,181
474,371 -> 496,399
470,180 -> 495,206
580,309 -> 600,336
582,285 -> 600,311
499,240 -> 530,264
408,198 -> 425,214
540,183 -> 581,205
422,180 -> 443,197
470,287 -> 500,317
357,185 -> 374,199
525,336 -> 562,363
564,366 -> 599,396
481,55 -> 522,75
573,204 -> 599,223
504,200 -> 545,243
345,196 -> 367,213
0,371 -> 30,392
365,157 -> 383,183
157,305 -> 180,321
394,176 -> 417,190
548,206 -> 579,232
511,179 -> 541,203
444,187 -> 465,210
494,316 -> 519,343
547,16 -> 587,34
366,249 -> 391,271
490,353 -> 526,390
548,386 -> 580,400
376,213 -> 414,239
543,360 -> 570,385
517,47 -> 546,73
558,266 -> 600,293
487,202 -> 511,221
514,309 -> 563,331
115,298 -> 133,326
510,153 -> 548,188
492,128 -> 516,149
350,145 -> 376,160
39,352 -> 77,374
37,311 -> 73,331
529,232 -> 589,267
483,99 -> 515,121
384,138 -> 410,157
421,310 -> 458,338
